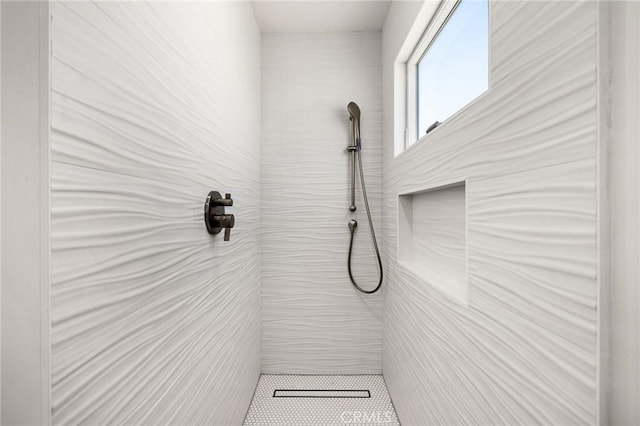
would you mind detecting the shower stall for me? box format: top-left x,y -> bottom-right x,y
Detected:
1,1 -> 638,425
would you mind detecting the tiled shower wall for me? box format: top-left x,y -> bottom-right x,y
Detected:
382,1 -> 600,424
261,33 -> 383,374
50,3 -> 261,424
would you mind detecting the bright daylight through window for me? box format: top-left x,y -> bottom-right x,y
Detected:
410,0 -> 488,145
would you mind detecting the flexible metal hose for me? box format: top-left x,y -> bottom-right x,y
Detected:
347,149 -> 383,294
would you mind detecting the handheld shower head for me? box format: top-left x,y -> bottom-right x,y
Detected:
347,101 -> 361,148
347,101 -> 362,213
347,101 -> 361,121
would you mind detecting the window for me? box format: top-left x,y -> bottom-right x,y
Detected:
406,0 -> 489,147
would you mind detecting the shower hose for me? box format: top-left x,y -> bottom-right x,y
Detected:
348,147 -> 383,294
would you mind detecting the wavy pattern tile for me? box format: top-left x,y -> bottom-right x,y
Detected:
261,33 -> 383,374
382,1 -> 599,424
50,3 -> 261,424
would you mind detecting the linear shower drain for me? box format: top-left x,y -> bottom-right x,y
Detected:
272,389 -> 371,398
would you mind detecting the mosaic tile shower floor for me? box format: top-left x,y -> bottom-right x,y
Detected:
243,375 -> 400,425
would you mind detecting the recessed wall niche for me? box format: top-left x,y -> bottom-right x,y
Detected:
398,179 -> 468,303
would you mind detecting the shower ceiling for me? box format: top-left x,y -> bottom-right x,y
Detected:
251,0 -> 392,32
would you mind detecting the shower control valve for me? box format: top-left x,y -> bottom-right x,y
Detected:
204,191 -> 235,241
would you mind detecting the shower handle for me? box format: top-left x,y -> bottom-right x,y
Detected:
213,214 -> 234,241
214,194 -> 233,207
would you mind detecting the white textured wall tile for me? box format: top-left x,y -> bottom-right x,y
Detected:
382,1 -> 599,424
261,33 -> 383,374
50,2 -> 261,424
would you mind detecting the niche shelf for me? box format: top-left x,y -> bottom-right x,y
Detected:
398,179 -> 468,304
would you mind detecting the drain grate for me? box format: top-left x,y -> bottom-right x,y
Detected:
272,389 -> 371,398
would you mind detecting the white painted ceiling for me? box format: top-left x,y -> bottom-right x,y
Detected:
251,1 -> 392,33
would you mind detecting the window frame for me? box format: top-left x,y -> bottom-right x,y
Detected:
405,0 -> 490,149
